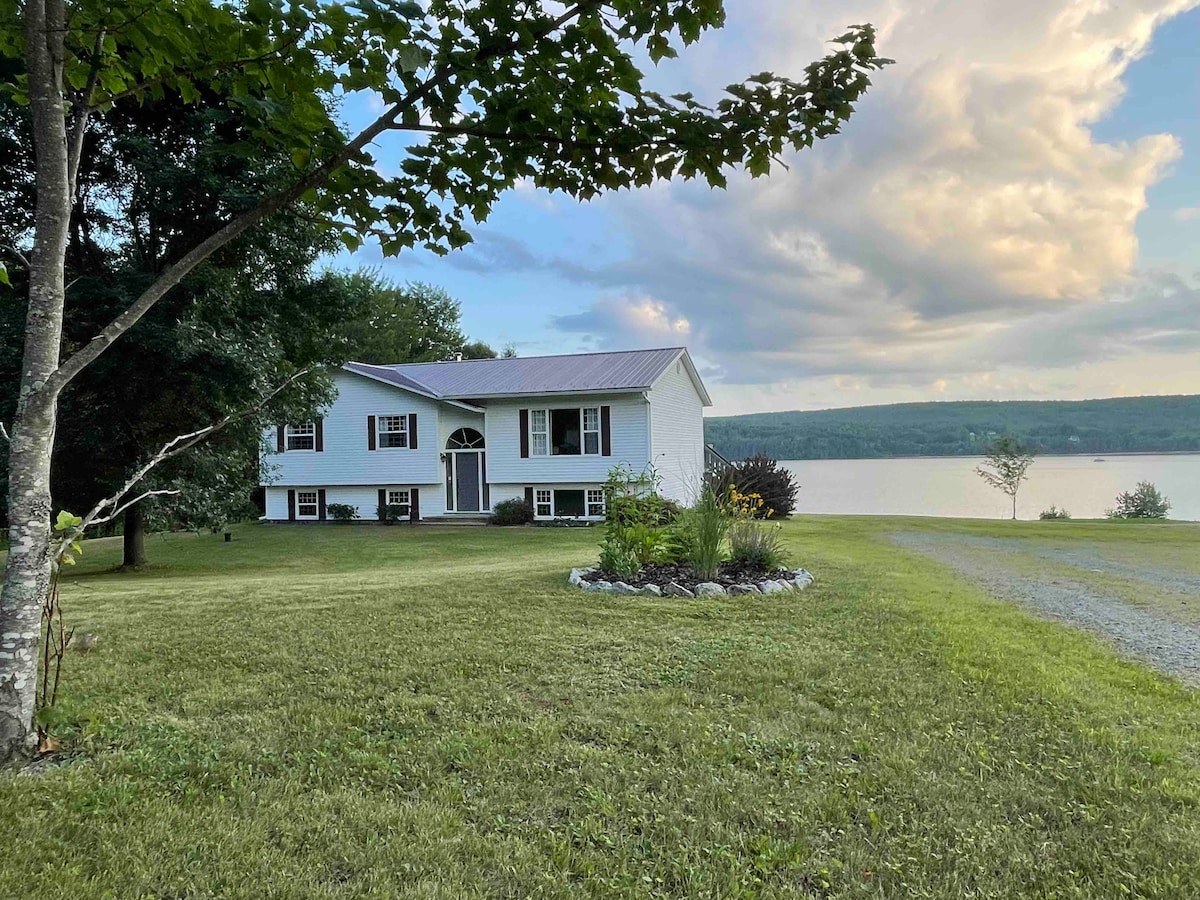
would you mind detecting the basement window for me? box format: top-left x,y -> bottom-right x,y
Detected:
587,489 -> 606,518
296,491 -> 318,518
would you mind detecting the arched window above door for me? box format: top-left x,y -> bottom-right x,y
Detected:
446,428 -> 485,450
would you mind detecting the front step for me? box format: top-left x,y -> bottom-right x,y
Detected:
421,515 -> 492,526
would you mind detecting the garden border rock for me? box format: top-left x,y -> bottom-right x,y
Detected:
569,566 -> 814,597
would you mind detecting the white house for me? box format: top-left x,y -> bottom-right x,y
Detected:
261,347 -> 711,522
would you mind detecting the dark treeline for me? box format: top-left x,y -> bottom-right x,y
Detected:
705,395 -> 1200,460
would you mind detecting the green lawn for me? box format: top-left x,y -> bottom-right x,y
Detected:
2,518 -> 1198,898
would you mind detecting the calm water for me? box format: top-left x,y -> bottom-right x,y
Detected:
781,454 -> 1200,521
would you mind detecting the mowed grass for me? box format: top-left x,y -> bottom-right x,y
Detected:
1,518 -> 1198,898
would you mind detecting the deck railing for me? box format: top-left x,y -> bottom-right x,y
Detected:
704,443 -> 733,475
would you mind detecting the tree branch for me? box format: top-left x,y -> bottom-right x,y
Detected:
99,27 -> 306,109
83,489 -> 180,530
73,367 -> 313,536
1,244 -> 30,269
66,27 -> 104,198
44,1 -> 601,396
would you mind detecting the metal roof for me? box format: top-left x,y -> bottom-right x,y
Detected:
343,347 -> 710,404
342,362 -> 441,398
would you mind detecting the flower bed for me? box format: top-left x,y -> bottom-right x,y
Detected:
569,562 -> 814,598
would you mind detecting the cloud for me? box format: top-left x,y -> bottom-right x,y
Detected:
553,294 -> 690,348
449,0 -> 1200,409
1173,207 -> 1200,221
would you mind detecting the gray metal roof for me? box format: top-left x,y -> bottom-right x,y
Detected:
344,348 -> 709,403
342,362 -> 441,398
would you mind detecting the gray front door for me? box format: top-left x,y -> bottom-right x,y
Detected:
455,452 -> 481,512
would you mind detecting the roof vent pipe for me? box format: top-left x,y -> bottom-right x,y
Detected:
455,352 -> 463,362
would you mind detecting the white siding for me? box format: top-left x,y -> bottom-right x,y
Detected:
263,484 -> 447,521
484,393 -> 650,485
264,486 -> 290,520
438,407 -> 486,449
262,371 -> 443,487
647,359 -> 706,503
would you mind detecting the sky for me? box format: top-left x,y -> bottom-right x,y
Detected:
334,0 -> 1200,417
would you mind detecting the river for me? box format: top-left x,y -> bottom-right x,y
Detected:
780,454 -> 1200,520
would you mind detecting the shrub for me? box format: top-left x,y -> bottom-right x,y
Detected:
490,498 -> 534,526
625,523 -> 668,567
660,509 -> 698,565
725,485 -> 789,570
688,484 -> 729,581
710,455 -> 798,518
603,464 -> 677,529
728,519 -> 789,570
376,503 -> 409,525
326,503 -> 358,523
598,538 -> 640,580
1039,506 -> 1071,520
596,464 -> 673,575
1107,481 -> 1171,519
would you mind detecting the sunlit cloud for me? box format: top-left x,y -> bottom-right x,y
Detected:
444,0 -> 1200,412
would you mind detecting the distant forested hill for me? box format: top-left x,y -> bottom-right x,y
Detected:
704,395 -> 1200,460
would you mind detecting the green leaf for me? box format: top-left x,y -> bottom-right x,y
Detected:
54,511 -> 83,533
0,262 -> 8,286
395,44 -> 430,74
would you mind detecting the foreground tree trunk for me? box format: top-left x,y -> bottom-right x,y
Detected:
122,506 -> 148,568
0,0 -> 71,766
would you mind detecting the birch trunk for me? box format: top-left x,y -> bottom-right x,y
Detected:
0,0 -> 71,766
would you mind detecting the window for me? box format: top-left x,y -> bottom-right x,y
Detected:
447,428 -> 484,449
296,491 -> 318,518
529,408 -> 602,456
532,488 -> 605,519
583,407 -> 600,455
587,489 -> 606,518
554,490 -> 586,517
387,489 -> 410,507
530,410 -> 549,457
286,423 -> 315,451
378,415 -> 408,449
550,409 -> 581,456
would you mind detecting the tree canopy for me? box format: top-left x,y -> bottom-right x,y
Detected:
1,0 -> 888,763
2,2 -> 888,392
336,274 -> 468,365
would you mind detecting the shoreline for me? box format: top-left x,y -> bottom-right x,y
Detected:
774,451 -> 1200,463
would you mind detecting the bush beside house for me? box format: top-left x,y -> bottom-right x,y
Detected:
490,498 -> 535,526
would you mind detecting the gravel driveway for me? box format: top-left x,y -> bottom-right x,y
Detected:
890,532 -> 1200,686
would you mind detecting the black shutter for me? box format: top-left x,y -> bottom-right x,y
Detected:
287,489 -> 296,521
600,405 -> 612,457
377,488 -> 386,520
519,409 -> 530,458
315,419 -> 324,452
408,413 -> 418,449
317,489 -> 327,520
277,425 -> 286,453
524,486 -> 534,509
410,487 -> 420,524
367,415 -> 376,451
